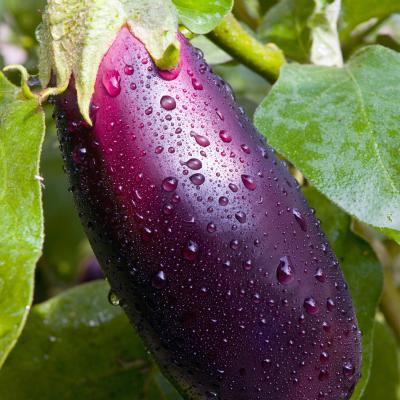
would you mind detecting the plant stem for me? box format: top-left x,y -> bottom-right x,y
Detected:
208,13 -> 286,84
380,268 -> 400,343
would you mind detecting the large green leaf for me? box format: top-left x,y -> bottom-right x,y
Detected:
172,0 -> 233,34
255,45 -> 400,243
0,281 -> 182,400
257,0 -> 314,62
340,0 -> 400,43
303,187 -> 383,400
0,72 -> 45,367
361,321 -> 399,400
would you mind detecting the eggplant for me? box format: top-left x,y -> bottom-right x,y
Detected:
55,27 -> 361,400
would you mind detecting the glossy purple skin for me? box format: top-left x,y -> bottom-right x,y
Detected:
56,27 -> 361,400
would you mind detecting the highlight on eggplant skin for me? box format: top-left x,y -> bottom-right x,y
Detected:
55,26 -> 361,400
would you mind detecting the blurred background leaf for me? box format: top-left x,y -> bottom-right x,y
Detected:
340,0 -> 400,44
0,281 -> 182,400
37,116 -> 91,301
257,0 -> 314,62
361,321 -> 400,400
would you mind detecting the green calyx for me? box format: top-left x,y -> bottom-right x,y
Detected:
37,0 -> 181,124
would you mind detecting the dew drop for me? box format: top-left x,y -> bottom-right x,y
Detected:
235,211 -> 246,224
192,78 -> 203,90
152,271 -> 167,289
230,239 -> 239,250
160,95 -> 176,110
343,361 -> 355,378
108,290 -> 120,306
162,177 -> 178,192
172,194 -> 181,204
293,208 -> 307,232
327,298 -> 335,311
145,107 -> 153,115
320,351 -> 329,363
261,359 -> 271,368
190,173 -> 205,186
102,70 -> 121,97
124,65 -> 134,75
155,146 -> 164,154
135,173 -> 144,183
322,321 -> 331,333
243,259 -> 253,271
191,132 -> 210,147
141,226 -> 152,241
163,203 -> 174,215
318,369 -> 329,381
314,267 -> 325,282
304,297 -> 319,315
241,175 -> 257,190
276,256 -> 294,285
72,146 -> 87,165
219,196 -> 229,206
185,158 -> 202,170
219,130 -> 232,143
229,183 -> 238,192
207,223 -> 217,233
241,144 -> 251,154
183,240 -> 199,261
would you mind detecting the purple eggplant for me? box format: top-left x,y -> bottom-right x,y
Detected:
55,27 -> 361,400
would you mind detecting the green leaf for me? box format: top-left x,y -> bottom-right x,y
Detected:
340,0 -> 400,43
254,45 -> 400,243
361,321 -> 400,400
257,0 -> 314,62
0,281 -> 182,400
0,72 -> 45,368
172,0 -> 233,34
303,187 -> 383,399
37,0 -> 180,123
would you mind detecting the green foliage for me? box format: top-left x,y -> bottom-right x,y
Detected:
340,0 -> 400,43
303,188 -> 383,399
0,72 -> 45,368
0,281 -> 182,400
173,0 -> 233,34
40,129 -> 88,289
362,321 -> 400,400
255,46 -> 400,243
257,0 -> 313,62
257,0 -> 400,61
